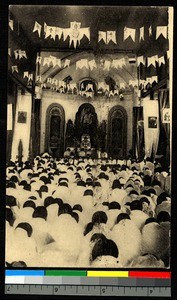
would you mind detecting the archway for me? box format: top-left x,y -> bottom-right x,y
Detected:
74,103 -> 98,148
107,105 -> 127,159
45,103 -> 65,157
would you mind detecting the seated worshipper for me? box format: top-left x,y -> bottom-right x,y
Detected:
6,222 -> 37,267
111,213 -> 142,266
109,179 -> 127,205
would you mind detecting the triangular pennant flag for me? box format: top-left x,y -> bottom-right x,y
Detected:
156,26 -> 168,39
19,50 -> 27,59
44,22 -> 47,34
120,82 -> 125,89
88,59 -> 97,70
14,50 -> 19,60
63,28 -> 70,41
33,21 -> 42,37
82,27 -> 90,41
55,58 -> 61,68
55,27 -> 63,39
139,27 -> 144,41
36,56 -> 42,64
80,59 -> 89,69
137,56 -> 145,66
158,56 -> 165,66
64,59 -> 70,68
149,26 -> 152,36
70,83 -> 77,90
146,77 -> 152,84
76,60 -> 82,69
43,57 -> 50,67
41,83 -> 46,88
9,19 -> 13,31
45,26 -> 56,39
12,66 -> 18,73
98,31 -> 106,43
47,78 -> 52,83
129,79 -> 138,87
8,48 -> 11,56
167,50 -> 170,59
53,79 -> 58,85
49,55 -> 57,67
151,76 -> 158,83
124,26 -> 136,42
107,31 -> 117,44
86,83 -> 94,91
36,75 -> 42,83
28,74 -> 33,81
147,55 -> 158,67
103,60 -> 111,71
23,71 -> 29,79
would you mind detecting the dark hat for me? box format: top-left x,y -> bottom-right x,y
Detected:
73,204 -> 83,212
23,183 -> 31,191
44,196 -> 56,207
112,179 -> 121,189
77,181 -> 86,187
109,202 -> 121,210
139,197 -> 150,205
129,190 -> 139,196
71,211 -> 79,223
6,195 -> 17,207
90,233 -> 106,243
23,200 -> 36,210
94,181 -> 101,187
157,211 -> 171,223
102,202 -> 109,207
98,172 -> 109,180
145,218 -> 159,225
58,203 -> 72,216
28,196 -> 37,200
92,211 -> 107,225
15,222 -> 33,237
6,181 -> 16,189
39,185 -> 48,193
91,237 -> 118,261
116,213 -> 130,224
32,206 -> 47,220
10,175 -> 19,183
6,207 -> 14,226
130,200 -> 142,211
84,189 -> 93,196
157,192 -> 168,205
59,177 -> 69,183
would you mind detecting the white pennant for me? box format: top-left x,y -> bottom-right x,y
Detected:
36,56 -> 42,64
158,56 -> 165,66
45,26 -> 56,39
43,57 -> 50,67
70,83 -> 77,90
41,83 -> 46,88
44,22 -> 47,34
137,56 -> 145,66
33,21 -> 42,37
167,50 -> 170,59
12,66 -> 18,73
53,79 -> 58,85
149,26 -> 152,36
112,58 -> 125,69
151,76 -> 158,83
103,60 -> 111,71
8,48 -> 11,56
23,71 -> 29,79
76,60 -> 82,69
28,74 -> 33,81
55,27 -> 63,39
19,50 -> 27,59
98,31 -> 107,43
139,27 -> 144,41
124,26 -> 136,42
55,58 -> 61,68
64,59 -> 70,68
147,55 -> 158,67
47,78 -> 52,83
107,31 -> 117,44
49,55 -> 57,67
36,75 -> 42,83
63,28 -> 70,41
9,19 -> 13,31
14,50 -> 19,60
88,59 -> 97,70
80,59 -> 89,69
120,82 -> 125,89
156,26 -> 168,39
82,27 -> 90,41
129,79 -> 138,87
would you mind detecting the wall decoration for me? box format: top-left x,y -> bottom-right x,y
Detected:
148,116 -> 157,128
17,111 -> 27,123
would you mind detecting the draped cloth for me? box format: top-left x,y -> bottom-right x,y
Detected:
143,99 -> 160,159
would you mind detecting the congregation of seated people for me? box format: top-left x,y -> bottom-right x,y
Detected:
6,153 -> 171,268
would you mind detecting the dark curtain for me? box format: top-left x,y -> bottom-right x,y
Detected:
132,107 -> 144,160
65,119 -> 75,148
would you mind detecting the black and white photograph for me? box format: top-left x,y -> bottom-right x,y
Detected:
6,5 -> 172,268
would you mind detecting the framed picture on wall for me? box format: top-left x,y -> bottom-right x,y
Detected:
17,111 -> 27,123
148,116 -> 157,128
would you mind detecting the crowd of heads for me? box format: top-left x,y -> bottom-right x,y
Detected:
6,153 -> 171,268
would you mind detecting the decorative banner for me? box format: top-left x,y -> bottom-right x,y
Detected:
76,59 -> 89,69
80,27 -> 90,41
45,25 -> 56,39
156,26 -> 168,39
151,76 -> 158,83
124,26 -> 136,42
147,55 -> 158,67
33,21 -> 42,37
120,82 -> 125,89
67,22 -> 90,48
112,58 -> 126,69
103,60 -> 111,71
55,27 -> 63,39
23,71 -> 29,79
43,57 -> 50,67
139,27 -> 144,41
55,58 -> 62,68
86,83 -> 94,91
98,31 -> 106,43
19,50 -> 27,59
63,28 -> 70,41
12,66 -> 18,73
36,75 -> 42,83
7,104 -> 13,131
8,48 -> 11,56
41,83 -> 46,88
47,78 -> 52,83
44,22 -> 47,34
49,55 -> 57,67
88,59 -> 97,70
107,31 -> 117,44
28,74 -> 33,81
53,79 -> 58,85
14,50 -> 19,59
143,99 -> 160,158
149,26 -> 152,36
129,79 -> 138,87
137,56 -> 145,66
158,56 -> 165,66
70,83 -> 77,90
36,56 -> 42,64
64,59 -> 70,68
162,108 -> 170,123
167,50 -> 170,59
9,19 -> 14,31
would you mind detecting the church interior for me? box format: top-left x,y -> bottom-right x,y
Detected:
5,6 -> 172,268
